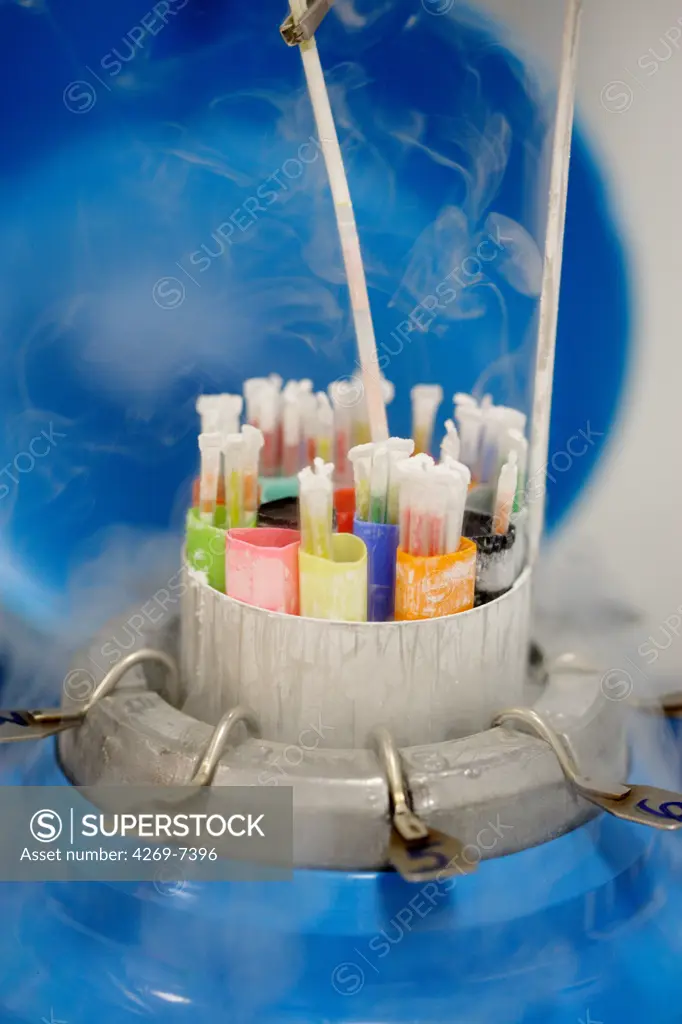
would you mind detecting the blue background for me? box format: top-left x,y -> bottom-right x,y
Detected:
0,0 -> 628,629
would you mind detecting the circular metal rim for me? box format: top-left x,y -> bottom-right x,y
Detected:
188,560 -> 532,631
59,611 -> 628,871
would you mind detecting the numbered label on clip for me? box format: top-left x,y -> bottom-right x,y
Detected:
590,785 -> 682,830
388,826 -> 477,883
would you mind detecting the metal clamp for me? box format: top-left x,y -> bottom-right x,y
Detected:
493,706 -> 682,831
370,726 -> 475,882
190,705 -> 261,786
280,0 -> 334,46
0,649 -> 178,744
371,726 -> 429,843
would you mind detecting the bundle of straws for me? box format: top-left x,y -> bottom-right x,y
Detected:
243,372 -> 394,480
348,438 -> 414,526
196,391 -> 264,529
397,455 -> 471,557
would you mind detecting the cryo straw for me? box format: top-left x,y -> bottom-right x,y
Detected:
453,392 -> 477,410
455,403 -> 483,474
348,442 -> 375,521
328,380 -> 352,481
411,385 -> 443,455
381,376 -> 395,407
397,455 -> 433,552
287,0 -> 388,444
494,451 -> 519,536
282,391 -> 302,477
476,402 -> 500,484
369,445 -> 389,524
386,438 -> 415,526
478,406 -> 527,485
409,472 -> 435,557
218,394 -> 244,438
498,427 -> 528,512
440,419 -> 461,463
315,392 -> 334,464
298,459 -> 334,559
243,379 -> 269,426
300,390 -> 318,465
242,424 -> 264,526
428,470 -> 449,557
440,457 -> 471,553
223,433 -> 245,529
270,375 -> 284,472
196,395 -> 223,434
257,382 -> 280,477
198,432 -> 222,522
350,374 -> 372,447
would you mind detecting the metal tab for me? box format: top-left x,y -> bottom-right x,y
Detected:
0,708 -> 83,742
585,785 -> 682,830
494,706 -> 682,831
388,826 -> 473,883
370,726 -> 474,881
280,0 -> 334,46
0,649 -> 178,745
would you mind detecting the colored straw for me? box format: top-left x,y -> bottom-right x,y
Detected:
257,381 -> 281,477
498,427 -> 528,513
494,451 -> 519,536
300,389 -> 319,466
217,394 -> 244,437
223,433 -> 245,530
242,424 -> 264,527
440,419 -> 461,463
196,395 -> 223,434
348,442 -> 375,522
397,457 -> 429,552
386,438 -> 414,526
455,402 -> 483,475
282,388 -> 302,477
369,445 -> 389,524
328,380 -> 353,483
478,405 -> 527,485
439,457 -> 471,553
315,392 -> 334,464
243,378 -> 269,426
381,376 -> 395,408
198,431 -> 222,523
298,457 -> 334,559
411,384 -> 443,456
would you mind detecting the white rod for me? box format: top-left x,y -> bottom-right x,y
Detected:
527,0 -> 583,563
289,0 -> 389,443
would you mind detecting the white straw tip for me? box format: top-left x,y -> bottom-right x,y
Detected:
411,384 -> 444,403
453,392 -> 477,407
198,431 -> 223,450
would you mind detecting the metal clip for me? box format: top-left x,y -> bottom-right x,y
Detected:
0,649 -> 178,744
190,705 -> 261,786
280,0 -> 334,46
371,726 -> 474,882
493,706 -> 682,831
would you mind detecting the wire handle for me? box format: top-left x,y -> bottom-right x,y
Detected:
370,726 -> 475,882
493,706 -> 682,831
0,649 -> 178,744
190,706 -> 261,786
